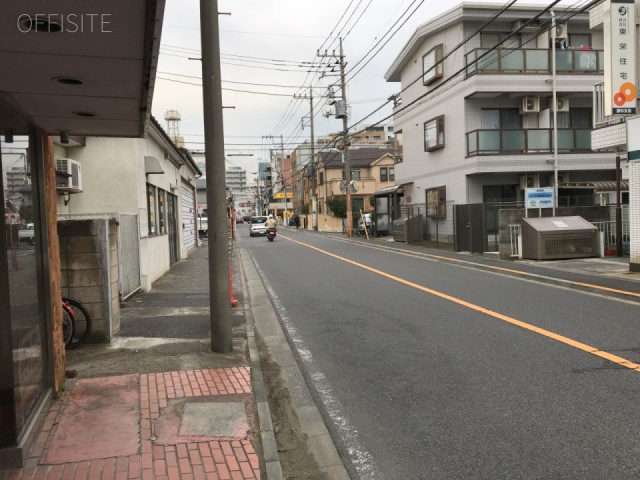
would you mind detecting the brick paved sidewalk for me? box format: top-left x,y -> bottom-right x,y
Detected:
1,367 -> 261,480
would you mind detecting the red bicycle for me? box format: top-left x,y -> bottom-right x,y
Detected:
61,297 -> 92,349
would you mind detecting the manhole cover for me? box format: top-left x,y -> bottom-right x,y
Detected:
148,342 -> 203,356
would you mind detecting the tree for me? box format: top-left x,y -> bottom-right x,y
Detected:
326,197 -> 347,218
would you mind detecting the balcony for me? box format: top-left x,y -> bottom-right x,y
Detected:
465,48 -> 604,75
466,128 -> 592,156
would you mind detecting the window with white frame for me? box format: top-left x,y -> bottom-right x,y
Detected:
423,44 -> 444,86
424,116 -> 445,151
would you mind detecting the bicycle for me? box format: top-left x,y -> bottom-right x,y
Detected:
62,297 -> 92,349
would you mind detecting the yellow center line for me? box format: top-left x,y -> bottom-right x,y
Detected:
281,234 -> 640,372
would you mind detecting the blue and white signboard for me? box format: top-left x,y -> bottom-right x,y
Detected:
525,187 -> 554,209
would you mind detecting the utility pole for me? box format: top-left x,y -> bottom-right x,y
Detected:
280,134 -> 288,224
295,86 -> 317,230
200,0 -> 232,353
338,38 -> 352,237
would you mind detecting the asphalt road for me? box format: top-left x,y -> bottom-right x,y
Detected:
241,227 -> 640,480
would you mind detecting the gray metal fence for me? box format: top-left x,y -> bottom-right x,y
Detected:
117,213 -> 141,301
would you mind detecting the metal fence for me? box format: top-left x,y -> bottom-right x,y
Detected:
117,213 -> 141,301
400,204 -> 456,249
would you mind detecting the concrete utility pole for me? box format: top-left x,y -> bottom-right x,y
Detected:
281,134 -> 288,223
338,38 -> 352,237
295,86 -> 317,230
200,0 -> 233,353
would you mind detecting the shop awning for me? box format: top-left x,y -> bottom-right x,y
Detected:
559,181 -> 629,191
374,184 -> 408,196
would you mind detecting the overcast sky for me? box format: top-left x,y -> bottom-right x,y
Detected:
151,0 -> 559,174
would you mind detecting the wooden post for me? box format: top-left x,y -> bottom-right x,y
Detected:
43,134 -> 65,390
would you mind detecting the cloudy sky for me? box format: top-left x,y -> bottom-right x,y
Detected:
150,0 -> 557,174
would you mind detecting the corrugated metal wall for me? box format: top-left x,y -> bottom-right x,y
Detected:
181,181 -> 196,251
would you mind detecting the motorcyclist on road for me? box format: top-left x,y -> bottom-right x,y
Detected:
265,214 -> 277,230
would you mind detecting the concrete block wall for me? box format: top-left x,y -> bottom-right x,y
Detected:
58,219 -> 120,343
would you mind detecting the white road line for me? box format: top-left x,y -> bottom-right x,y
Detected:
253,259 -> 378,480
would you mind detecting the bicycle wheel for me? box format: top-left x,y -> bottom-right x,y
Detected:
62,297 -> 92,349
62,305 -> 75,348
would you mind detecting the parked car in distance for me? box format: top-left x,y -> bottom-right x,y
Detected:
243,215 -> 251,222
198,217 -> 208,238
18,223 -> 35,245
249,216 -> 268,236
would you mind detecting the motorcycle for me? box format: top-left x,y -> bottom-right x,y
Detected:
266,228 -> 277,242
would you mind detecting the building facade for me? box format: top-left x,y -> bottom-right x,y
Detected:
385,3 -> 616,239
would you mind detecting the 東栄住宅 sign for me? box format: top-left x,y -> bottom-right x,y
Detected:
607,0 -> 637,115
525,187 -> 554,209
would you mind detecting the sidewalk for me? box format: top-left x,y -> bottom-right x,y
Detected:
0,244 -> 278,480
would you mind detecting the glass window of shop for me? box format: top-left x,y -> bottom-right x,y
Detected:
0,133 -> 48,450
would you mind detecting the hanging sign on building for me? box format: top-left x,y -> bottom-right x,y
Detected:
525,188 -> 554,209
606,0 -> 636,115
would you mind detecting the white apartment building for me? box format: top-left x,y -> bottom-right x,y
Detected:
385,2 -> 616,238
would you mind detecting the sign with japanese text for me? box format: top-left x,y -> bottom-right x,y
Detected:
525,188 -> 554,209
607,0 -> 636,115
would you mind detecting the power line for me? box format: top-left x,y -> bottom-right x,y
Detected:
355,0 -> 596,134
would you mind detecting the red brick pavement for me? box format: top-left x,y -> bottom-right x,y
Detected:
0,367 -> 261,480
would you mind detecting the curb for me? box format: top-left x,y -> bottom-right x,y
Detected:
239,250 -> 285,480
239,249 -> 351,480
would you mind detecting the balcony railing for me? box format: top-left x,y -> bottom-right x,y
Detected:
465,48 -> 604,75
466,128 -> 592,156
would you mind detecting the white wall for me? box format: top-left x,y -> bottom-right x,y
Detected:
55,126 -> 199,292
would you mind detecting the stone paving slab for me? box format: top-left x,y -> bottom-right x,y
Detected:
0,367 -> 262,480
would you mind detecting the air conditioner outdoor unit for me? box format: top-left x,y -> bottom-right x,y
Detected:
56,158 -> 83,192
552,96 -> 570,112
520,174 -> 539,190
520,95 -> 540,114
555,23 -> 568,38
513,19 -> 542,32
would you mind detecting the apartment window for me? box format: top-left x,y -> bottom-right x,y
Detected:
568,33 -> 591,49
480,32 -> 521,48
389,167 -> 395,182
481,109 -> 520,129
426,186 -> 447,219
556,108 -> 592,128
424,115 -> 445,151
423,44 -> 444,86
158,189 -> 166,234
319,172 -> 324,185
147,184 -> 157,235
